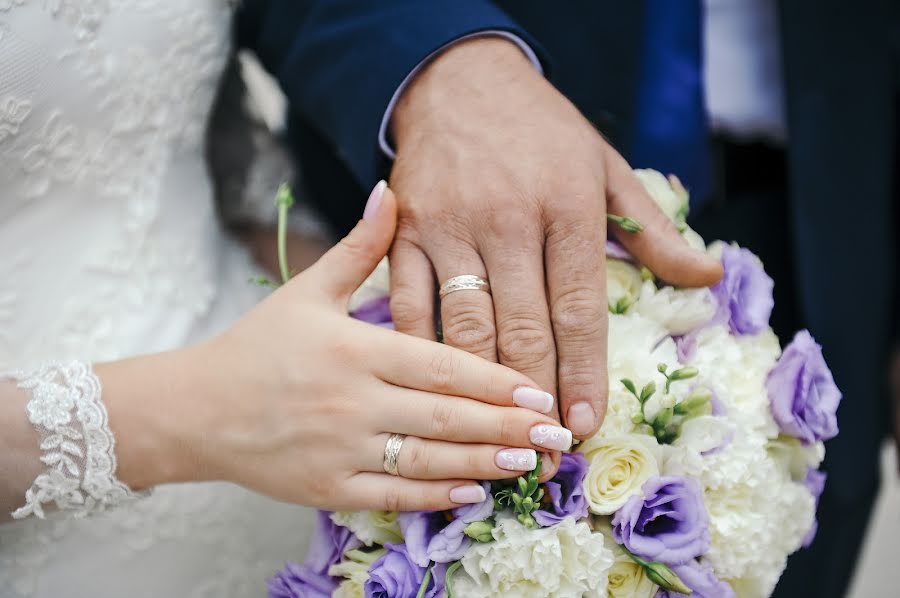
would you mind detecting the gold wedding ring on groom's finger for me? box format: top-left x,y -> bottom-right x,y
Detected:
382,433 -> 407,476
439,275 -> 491,299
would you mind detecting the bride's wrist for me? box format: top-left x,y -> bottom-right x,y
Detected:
97,348 -> 211,490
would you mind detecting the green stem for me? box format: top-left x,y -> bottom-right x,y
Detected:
274,183 -> 295,284
444,561 -> 463,597
277,200 -> 290,284
416,563 -> 434,598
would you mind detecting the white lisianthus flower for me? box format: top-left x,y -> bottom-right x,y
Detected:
578,434 -> 661,514
634,168 -> 685,221
635,281 -> 717,335
607,546 -> 658,598
767,436 -> 826,480
333,580 -> 363,598
330,560 -> 369,598
607,259 -> 643,313
330,510 -> 402,546
676,415 -> 735,455
456,515 -> 614,598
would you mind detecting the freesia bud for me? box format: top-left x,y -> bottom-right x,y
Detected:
644,561 -> 693,595
463,520 -> 495,543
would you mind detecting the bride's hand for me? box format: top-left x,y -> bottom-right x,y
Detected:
129,182 -> 570,512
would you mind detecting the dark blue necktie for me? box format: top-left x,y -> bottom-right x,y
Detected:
629,0 -> 712,209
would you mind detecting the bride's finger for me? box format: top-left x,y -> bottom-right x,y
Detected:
373,385 -> 572,457
342,473 -> 486,511
368,325 -> 555,413
363,434 -> 537,481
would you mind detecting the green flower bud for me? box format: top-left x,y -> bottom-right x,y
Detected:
631,412 -> 645,424
669,366 -> 699,381
654,406 -> 674,428
463,520 -> 496,543
643,561 -> 693,595
657,363 -> 669,374
675,388 -> 713,416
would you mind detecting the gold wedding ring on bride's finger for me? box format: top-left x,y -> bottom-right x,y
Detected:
382,433 -> 407,476
439,275 -> 490,299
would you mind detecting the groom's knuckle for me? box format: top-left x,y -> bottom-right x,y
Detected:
552,288 -> 604,340
442,306 -> 494,353
497,317 -> 553,367
390,294 -> 431,329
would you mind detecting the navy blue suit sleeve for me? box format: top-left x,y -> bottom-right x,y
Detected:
236,0 -> 547,188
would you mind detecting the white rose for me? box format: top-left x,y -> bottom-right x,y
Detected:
578,434 -> 661,514
634,169 -> 686,221
607,259 -> 643,313
456,515 -> 614,598
634,281 -> 717,335
330,510 -> 402,546
607,547 -> 658,598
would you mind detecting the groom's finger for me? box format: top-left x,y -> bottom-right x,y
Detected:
431,245 -> 498,362
481,233 -> 558,404
545,197 -> 609,440
389,238 -> 437,341
604,149 -> 723,287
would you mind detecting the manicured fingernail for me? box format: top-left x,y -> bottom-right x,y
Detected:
363,180 -> 387,221
495,448 -> 537,471
529,424 -> 573,451
450,484 -> 487,504
513,387 -> 554,414
566,403 -> 596,436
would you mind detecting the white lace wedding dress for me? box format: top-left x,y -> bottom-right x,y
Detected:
0,1 -> 315,596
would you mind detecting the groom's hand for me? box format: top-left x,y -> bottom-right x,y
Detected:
389,37 -> 722,439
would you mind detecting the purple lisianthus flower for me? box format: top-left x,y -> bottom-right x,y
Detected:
534,452 -> 589,526
710,245 -> 774,335
802,468 -> 827,547
655,560 -> 735,598
612,476 -> 710,565
268,561 -> 334,598
268,511 -> 361,598
768,330 -> 842,444
364,543 -> 446,598
398,482 -> 493,565
351,296 -> 394,328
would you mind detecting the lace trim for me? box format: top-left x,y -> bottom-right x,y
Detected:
7,361 -> 144,519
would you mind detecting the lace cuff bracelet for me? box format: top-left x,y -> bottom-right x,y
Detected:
6,361 -> 145,519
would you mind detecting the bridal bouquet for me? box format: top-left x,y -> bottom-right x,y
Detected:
268,170 -> 840,598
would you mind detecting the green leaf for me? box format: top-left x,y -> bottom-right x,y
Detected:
621,378 -> 638,397
639,382 -> 656,403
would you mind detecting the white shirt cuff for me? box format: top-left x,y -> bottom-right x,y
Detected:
377,30 -> 544,159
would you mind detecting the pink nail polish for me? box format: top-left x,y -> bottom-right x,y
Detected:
529,424 -> 573,451
363,180 -> 387,221
495,449 -> 537,471
567,403 -> 596,436
450,484 -> 487,504
513,387 -> 554,414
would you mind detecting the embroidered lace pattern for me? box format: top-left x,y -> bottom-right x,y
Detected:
7,361 -> 142,519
